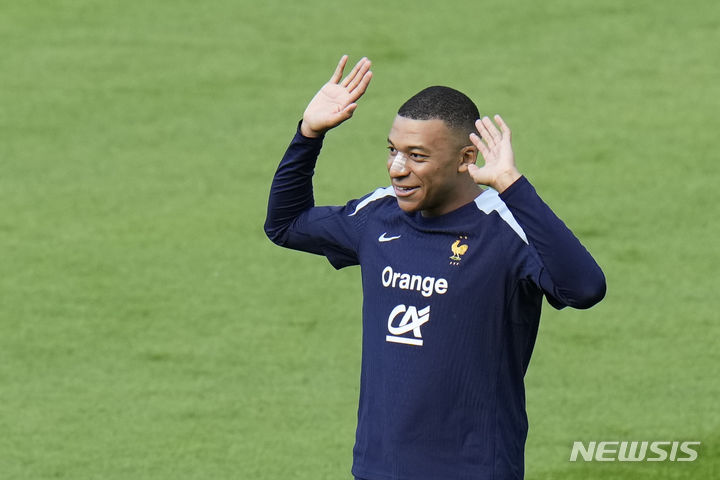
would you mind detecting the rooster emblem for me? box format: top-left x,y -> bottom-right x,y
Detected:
449,236 -> 469,262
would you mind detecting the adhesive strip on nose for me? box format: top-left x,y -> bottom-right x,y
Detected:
390,152 -> 407,173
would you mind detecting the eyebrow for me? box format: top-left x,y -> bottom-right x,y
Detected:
387,138 -> 431,153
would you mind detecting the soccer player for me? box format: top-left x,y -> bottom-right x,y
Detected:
264,55 -> 606,480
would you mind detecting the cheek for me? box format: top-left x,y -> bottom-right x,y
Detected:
424,167 -> 455,195
418,164 -> 443,186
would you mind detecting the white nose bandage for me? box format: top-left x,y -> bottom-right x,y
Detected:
390,152 -> 407,173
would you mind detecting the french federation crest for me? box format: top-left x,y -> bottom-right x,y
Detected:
450,235 -> 469,265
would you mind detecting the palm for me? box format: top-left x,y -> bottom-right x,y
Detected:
301,56 -> 373,137
479,135 -> 513,173
304,83 -> 357,131
468,115 -> 521,192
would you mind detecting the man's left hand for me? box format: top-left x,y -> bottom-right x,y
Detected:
467,115 -> 522,193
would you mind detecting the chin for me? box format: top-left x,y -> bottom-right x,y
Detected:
396,198 -> 421,213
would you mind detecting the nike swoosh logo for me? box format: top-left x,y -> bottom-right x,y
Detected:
378,233 -> 402,242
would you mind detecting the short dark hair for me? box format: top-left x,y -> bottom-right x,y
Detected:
397,86 -> 479,139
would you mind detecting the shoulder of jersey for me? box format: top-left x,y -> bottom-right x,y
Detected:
348,186 -> 396,217
347,186 -> 527,244
473,188 -> 528,244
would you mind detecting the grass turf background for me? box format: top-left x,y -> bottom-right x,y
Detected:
1,0 -> 719,478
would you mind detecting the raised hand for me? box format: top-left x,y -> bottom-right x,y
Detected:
467,115 -> 522,193
300,56 -> 373,138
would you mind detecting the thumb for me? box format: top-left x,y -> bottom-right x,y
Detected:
467,163 -> 484,183
342,102 -> 358,117
325,103 -> 358,129
330,103 -> 357,124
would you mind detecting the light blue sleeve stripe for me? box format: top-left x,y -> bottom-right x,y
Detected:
474,189 -> 528,244
348,186 -> 396,216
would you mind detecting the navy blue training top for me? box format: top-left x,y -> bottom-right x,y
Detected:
264,126 -> 606,480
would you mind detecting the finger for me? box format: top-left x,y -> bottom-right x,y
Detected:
494,114 -> 511,140
482,116 -> 502,142
330,55 -> 349,84
346,59 -> 372,92
340,57 -> 367,87
344,59 -> 370,91
469,132 -> 490,160
348,70 -> 373,102
475,119 -> 495,147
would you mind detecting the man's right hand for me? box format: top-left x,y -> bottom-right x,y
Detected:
300,55 -> 373,138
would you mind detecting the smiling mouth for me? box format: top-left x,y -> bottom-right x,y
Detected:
393,185 -> 419,197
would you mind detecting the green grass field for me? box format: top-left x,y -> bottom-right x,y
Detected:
1,0 -> 719,478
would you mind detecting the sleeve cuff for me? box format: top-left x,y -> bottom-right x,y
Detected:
498,175 -> 531,200
294,119 -> 326,144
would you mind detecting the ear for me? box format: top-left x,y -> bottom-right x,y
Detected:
457,145 -> 478,173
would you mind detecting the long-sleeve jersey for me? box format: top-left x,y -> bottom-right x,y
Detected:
264,126 -> 606,480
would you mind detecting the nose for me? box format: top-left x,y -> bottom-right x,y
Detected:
388,152 -> 409,177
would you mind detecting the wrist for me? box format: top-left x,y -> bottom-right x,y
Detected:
300,120 -> 324,139
492,168 -> 522,193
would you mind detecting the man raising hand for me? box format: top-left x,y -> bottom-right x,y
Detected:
265,56 -> 605,480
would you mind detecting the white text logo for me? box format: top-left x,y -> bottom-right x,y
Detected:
381,265 -> 448,298
569,441 -> 701,462
386,304 -> 430,346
